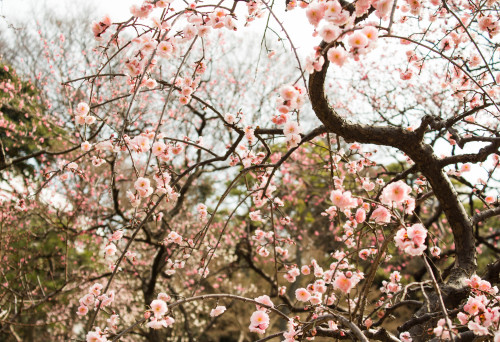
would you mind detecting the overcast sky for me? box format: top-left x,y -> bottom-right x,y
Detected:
0,0 -> 317,55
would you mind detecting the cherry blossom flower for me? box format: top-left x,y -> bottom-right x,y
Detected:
370,206 -> 391,224
348,31 -> 369,49
255,295 -> 274,310
327,47 -> 348,66
104,244 -> 117,256
295,288 -> 311,302
150,299 -> 168,318
81,141 -> 92,152
77,305 -> 89,316
249,311 -> 270,334
400,332 -> 412,342
305,3 -> 325,27
210,306 -> 226,317
381,180 -> 412,205
394,224 -> 427,256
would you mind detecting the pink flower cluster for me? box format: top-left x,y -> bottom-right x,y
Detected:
146,295 -> 175,329
75,102 -> 96,125
174,76 -> 200,106
333,270 -> 363,294
77,283 -> 115,317
134,177 -> 154,198
249,295 -> 273,334
86,327 -> 109,342
394,223 -> 427,256
91,15 -> 111,40
380,271 -> 402,296
454,276 -> 500,337
330,190 -> 358,211
197,203 -> 208,221
380,180 -> 415,214
478,15 -> 499,38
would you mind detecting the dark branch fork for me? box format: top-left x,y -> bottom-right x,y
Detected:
309,40 -> 478,285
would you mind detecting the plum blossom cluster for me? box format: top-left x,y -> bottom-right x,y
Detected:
173,75 -> 201,106
381,180 -> 415,214
103,229 -> 124,258
146,295 -> 175,329
91,15 -> 111,40
394,223 -> 428,256
86,327 -> 109,342
253,229 -> 275,257
287,253 -> 364,299
234,146 -> 266,168
249,295 -> 274,334
454,276 -> 500,337
380,271 -> 402,296
274,85 -> 306,148
251,174 -> 277,208
77,283 -> 115,318
74,102 -> 96,125
296,0 -> 382,71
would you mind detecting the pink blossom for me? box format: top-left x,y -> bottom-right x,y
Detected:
150,299 -> 168,318
305,3 -> 325,27
86,329 -> 107,342
210,305 -> 226,317
430,246 -> 441,257
76,102 -> 90,116
362,26 -> 378,42
318,23 -> 340,43
348,31 -> 369,49
460,163 -> 471,172
330,190 -> 358,211
134,177 -> 153,198
295,288 -> 311,302
468,321 -> 489,335
90,283 -> 103,296
301,265 -> 311,275
381,180 -> 412,205
457,312 -> 469,325
374,0 -> 393,18
327,47 -> 348,66
371,206 -> 391,224
77,305 -> 89,316
310,294 -> 322,305
463,297 -> 484,315
81,141 -> 92,152
333,272 -> 362,293
250,210 -> 263,222
224,112 -> 236,124
104,244 -> 117,256
283,121 -> 301,137
485,195 -> 495,204
130,2 -> 154,18
355,208 -> 366,223
249,311 -> 270,334
400,332 -> 412,342
157,41 -> 174,58
146,317 -> 170,329
85,116 -> 96,125
255,295 -> 274,310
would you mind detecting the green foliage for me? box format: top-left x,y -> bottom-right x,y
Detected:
0,60 -> 64,178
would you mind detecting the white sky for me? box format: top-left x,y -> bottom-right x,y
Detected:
0,0 -> 317,54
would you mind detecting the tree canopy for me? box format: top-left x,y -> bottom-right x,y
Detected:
0,0 -> 499,341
